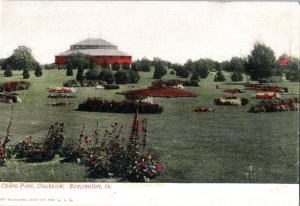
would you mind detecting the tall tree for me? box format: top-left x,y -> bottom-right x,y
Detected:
245,42 -> 276,81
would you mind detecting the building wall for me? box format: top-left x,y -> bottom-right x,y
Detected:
55,56 -> 132,66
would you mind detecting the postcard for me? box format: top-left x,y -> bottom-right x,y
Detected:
0,1 -> 299,205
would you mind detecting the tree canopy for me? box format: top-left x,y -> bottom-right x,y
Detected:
2,46 -> 38,71
245,42 -> 276,81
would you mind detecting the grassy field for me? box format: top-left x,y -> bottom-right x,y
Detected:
0,69 -> 299,183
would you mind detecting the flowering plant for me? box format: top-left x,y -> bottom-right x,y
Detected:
0,81 -> 31,92
214,96 -> 249,106
48,87 -> 76,93
253,92 -> 281,99
62,111 -> 164,182
78,97 -> 163,114
245,84 -> 290,93
14,123 -> 66,162
249,98 -> 298,113
0,94 -> 21,104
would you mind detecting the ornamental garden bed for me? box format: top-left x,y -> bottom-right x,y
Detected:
249,98 -> 298,113
214,96 -> 249,106
0,81 -> 31,92
0,94 -> 21,104
150,79 -> 199,89
78,97 -> 163,114
253,92 -> 281,99
244,84 -> 290,93
122,88 -> 198,98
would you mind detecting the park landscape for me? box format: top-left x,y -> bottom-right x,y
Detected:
0,41 -> 299,183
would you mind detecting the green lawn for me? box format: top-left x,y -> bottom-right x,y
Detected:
0,69 -> 299,183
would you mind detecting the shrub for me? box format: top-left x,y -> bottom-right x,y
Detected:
34,64 -> 43,77
122,64 -> 130,70
214,70 -> 226,82
231,72 -> 243,82
85,69 -> 100,80
190,72 -> 200,82
66,67 -> 73,76
127,70 -> 140,84
112,63 -> 121,71
170,70 -> 175,75
115,70 -> 128,84
1,81 -> 31,92
99,70 -> 114,84
76,69 -> 84,81
23,70 -> 30,79
4,67 -> 13,77
180,69 -> 189,78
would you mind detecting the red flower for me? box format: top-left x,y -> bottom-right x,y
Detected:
156,162 -> 163,172
137,161 -> 146,168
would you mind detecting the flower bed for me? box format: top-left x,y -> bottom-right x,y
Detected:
63,80 -> 106,87
0,81 -> 31,92
214,96 -> 249,106
48,93 -> 76,98
78,97 -> 163,114
245,84 -> 290,93
253,92 -> 281,99
48,87 -> 76,93
150,79 -> 199,89
249,98 -> 298,113
48,102 -> 73,106
194,106 -> 215,113
0,94 -> 21,103
223,88 -> 244,94
122,88 -> 198,98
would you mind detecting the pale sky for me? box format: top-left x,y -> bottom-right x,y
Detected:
0,1 -> 299,64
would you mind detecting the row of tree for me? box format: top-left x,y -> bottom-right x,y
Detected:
1,46 -> 42,79
1,42 -> 299,82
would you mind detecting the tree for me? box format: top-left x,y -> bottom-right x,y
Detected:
230,72 -> 243,82
99,70 -> 114,84
285,57 -> 299,82
190,71 -> 200,82
114,70 -> 128,84
184,59 -> 194,72
66,67 -> 73,76
193,59 -> 212,79
140,58 -> 151,72
127,70 -> 140,84
153,62 -> 167,79
34,63 -> 43,77
245,42 -> 276,81
2,46 -> 38,80
214,70 -> 226,82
